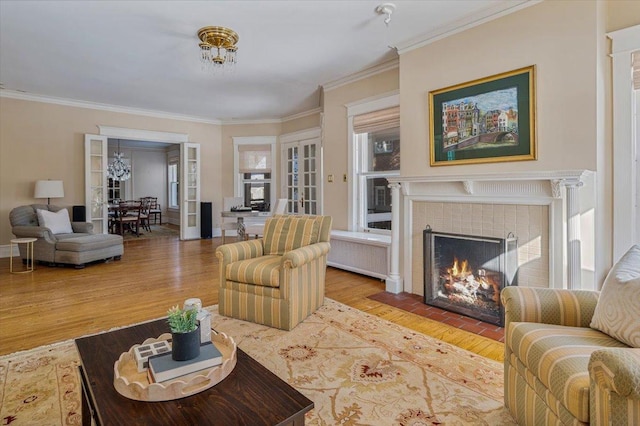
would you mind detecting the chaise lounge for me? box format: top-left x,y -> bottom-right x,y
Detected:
10,204 -> 124,268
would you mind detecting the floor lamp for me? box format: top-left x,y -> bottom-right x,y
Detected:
34,180 -> 65,205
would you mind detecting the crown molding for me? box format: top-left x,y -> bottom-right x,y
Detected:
396,0 -> 541,55
322,58 -> 399,92
0,89 -> 222,125
282,107 -> 322,123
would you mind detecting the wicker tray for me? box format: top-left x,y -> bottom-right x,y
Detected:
113,331 -> 237,401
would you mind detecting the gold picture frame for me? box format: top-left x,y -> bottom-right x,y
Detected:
429,65 -> 537,166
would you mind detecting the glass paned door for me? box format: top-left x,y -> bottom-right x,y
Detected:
180,143 -> 200,240
84,134 -> 108,234
282,138 -> 320,215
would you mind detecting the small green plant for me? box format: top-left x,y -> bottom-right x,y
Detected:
167,305 -> 198,333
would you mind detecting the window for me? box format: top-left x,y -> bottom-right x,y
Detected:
242,172 -> 271,211
107,178 -> 121,203
355,126 -> 400,230
348,98 -> 400,233
168,162 -> 179,209
233,137 -> 277,212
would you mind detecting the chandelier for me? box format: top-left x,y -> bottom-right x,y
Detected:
197,26 -> 239,71
107,140 -> 131,181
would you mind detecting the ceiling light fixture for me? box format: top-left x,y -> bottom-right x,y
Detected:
107,139 -> 131,181
375,3 -> 396,26
197,26 -> 239,71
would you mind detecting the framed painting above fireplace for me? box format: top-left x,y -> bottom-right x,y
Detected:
428,65 -> 537,166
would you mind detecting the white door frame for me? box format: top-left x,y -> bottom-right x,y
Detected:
608,25 -> 640,261
95,126 -> 198,240
280,127 -> 322,215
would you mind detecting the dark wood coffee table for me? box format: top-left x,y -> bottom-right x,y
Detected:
75,319 -> 313,425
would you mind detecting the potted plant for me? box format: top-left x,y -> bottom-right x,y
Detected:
167,305 -> 200,361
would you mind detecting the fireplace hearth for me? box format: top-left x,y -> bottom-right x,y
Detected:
423,227 -> 518,326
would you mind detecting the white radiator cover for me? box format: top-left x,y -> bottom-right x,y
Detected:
327,231 -> 391,280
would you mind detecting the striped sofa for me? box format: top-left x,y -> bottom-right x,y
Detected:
215,215 -> 332,331
502,286 -> 640,425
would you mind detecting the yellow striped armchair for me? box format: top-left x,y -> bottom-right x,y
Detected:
502,285 -> 640,425
215,215 -> 332,331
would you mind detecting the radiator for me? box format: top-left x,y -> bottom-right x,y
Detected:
327,231 -> 390,280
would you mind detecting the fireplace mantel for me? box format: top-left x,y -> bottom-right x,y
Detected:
386,170 -> 595,293
390,170 -> 591,200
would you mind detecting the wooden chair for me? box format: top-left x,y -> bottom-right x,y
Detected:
116,201 -> 142,236
138,198 -> 152,232
146,197 -> 161,225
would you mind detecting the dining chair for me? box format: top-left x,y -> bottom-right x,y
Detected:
221,197 -> 244,244
243,198 -> 288,240
116,201 -> 142,236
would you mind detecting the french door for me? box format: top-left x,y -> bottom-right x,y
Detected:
281,136 -> 321,215
180,143 -> 201,240
84,134 -> 108,233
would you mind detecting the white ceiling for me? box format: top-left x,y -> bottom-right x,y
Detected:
0,0 -> 532,123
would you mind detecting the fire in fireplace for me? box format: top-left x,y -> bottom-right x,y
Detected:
423,227 -> 518,326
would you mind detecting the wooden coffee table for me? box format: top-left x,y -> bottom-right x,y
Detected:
75,319 -> 313,425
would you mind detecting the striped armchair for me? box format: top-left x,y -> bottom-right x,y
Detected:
215,215 -> 332,330
502,286 -> 640,425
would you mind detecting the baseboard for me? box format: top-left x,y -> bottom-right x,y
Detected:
0,244 -> 19,259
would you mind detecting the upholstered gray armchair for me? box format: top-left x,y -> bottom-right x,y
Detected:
10,204 -> 124,268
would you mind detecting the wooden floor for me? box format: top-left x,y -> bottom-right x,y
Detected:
0,234 -> 503,361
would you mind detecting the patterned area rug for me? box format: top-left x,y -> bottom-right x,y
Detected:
0,299 -> 515,425
122,224 -> 179,241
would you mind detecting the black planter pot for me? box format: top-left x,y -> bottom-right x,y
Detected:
171,326 -> 200,361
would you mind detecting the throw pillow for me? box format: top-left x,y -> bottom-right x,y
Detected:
590,244 -> 640,347
37,208 -> 73,235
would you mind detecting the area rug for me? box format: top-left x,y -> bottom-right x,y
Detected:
0,299 -> 515,425
122,224 -> 179,241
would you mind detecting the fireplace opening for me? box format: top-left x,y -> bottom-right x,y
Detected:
423,228 -> 518,326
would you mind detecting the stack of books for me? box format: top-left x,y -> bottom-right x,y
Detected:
147,342 -> 223,383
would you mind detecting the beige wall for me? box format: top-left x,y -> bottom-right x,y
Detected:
0,97 -> 222,244
400,0 -> 600,176
607,0 -> 640,32
281,113 -> 321,135
322,68 -> 400,230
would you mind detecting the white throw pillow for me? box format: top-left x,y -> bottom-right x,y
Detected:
590,245 -> 640,348
37,208 -> 73,235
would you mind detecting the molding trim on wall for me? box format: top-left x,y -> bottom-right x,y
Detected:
98,126 -> 188,143
279,127 -> 321,144
0,90 -> 221,125
389,170 -> 596,292
282,108 -> 323,123
395,0 -> 541,55
0,244 -> 18,259
323,59 -> 399,92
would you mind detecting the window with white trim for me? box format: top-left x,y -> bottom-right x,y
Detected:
233,137 -> 277,212
351,103 -> 400,232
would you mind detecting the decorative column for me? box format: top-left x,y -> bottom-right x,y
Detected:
386,182 -> 403,293
563,179 -> 584,289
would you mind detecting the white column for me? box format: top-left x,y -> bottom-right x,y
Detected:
386,182 -> 403,293
564,180 -> 584,289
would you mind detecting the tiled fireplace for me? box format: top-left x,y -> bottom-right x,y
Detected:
423,228 -> 518,326
386,170 -> 596,297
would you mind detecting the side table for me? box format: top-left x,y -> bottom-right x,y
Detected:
10,238 -> 37,273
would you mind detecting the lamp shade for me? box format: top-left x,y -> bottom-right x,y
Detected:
34,180 -> 64,200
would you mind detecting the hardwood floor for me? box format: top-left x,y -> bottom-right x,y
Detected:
0,235 -> 503,361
